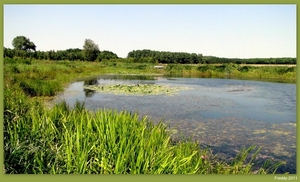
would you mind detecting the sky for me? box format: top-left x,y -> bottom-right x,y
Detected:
3,4 -> 296,58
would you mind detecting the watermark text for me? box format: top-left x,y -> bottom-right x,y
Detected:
274,176 -> 297,181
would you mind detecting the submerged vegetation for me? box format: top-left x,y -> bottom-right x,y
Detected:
3,57 -> 291,174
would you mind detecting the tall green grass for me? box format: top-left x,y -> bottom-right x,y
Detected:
165,63 -> 296,82
4,99 -> 281,174
3,58 -> 284,174
4,59 -> 164,97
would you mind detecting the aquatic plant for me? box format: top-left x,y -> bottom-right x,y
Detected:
84,83 -> 190,96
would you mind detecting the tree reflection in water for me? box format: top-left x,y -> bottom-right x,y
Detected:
83,79 -> 99,97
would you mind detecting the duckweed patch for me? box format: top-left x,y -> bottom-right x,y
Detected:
84,83 -> 191,96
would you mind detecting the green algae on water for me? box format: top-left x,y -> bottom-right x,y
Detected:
84,83 -> 190,96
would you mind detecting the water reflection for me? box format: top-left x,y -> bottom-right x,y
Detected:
83,79 -> 98,97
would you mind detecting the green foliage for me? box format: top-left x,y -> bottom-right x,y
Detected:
4,57 -> 31,65
201,56 -> 296,65
4,47 -> 15,58
3,96 -> 281,174
127,49 -> 296,65
187,64 -> 295,81
238,65 -> 252,72
12,35 -> 36,52
83,39 -> 100,61
4,47 -> 85,61
4,43 -> 296,65
19,79 -> 61,97
4,58 -> 285,174
97,50 -> 118,62
197,65 -> 212,72
128,49 -> 202,64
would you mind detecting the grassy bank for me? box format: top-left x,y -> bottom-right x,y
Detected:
165,64 -> 296,82
3,58 -> 286,174
6,98 -> 274,174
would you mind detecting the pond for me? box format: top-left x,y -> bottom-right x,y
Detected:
53,75 -> 296,174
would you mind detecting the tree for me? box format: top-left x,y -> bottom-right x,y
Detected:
3,47 -> 15,58
12,36 -> 36,52
97,50 -> 118,62
83,39 -> 100,61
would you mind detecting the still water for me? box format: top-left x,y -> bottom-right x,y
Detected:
53,75 -> 296,173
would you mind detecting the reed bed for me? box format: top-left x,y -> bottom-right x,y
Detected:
166,64 -> 296,82
4,99 -> 280,174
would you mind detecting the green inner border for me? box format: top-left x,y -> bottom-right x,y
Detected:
1,1 -> 298,182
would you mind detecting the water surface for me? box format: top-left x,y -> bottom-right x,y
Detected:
54,75 -> 296,173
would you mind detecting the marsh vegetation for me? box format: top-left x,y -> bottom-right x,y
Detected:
3,56 -> 296,174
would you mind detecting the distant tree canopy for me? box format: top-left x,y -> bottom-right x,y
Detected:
83,39 -> 100,61
4,47 -> 86,61
4,37 -> 121,61
12,36 -> 36,52
127,49 -> 203,64
4,37 -> 296,64
127,49 -> 296,64
3,47 -> 121,61
97,50 -> 118,62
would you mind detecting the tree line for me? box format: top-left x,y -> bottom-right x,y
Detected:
127,49 -> 203,64
4,36 -> 118,62
128,49 -> 296,64
4,36 -> 296,64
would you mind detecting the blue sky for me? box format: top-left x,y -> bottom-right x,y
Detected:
3,4 -> 296,58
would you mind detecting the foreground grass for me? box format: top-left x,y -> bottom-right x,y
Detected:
3,58 -> 284,174
4,96 -> 280,174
